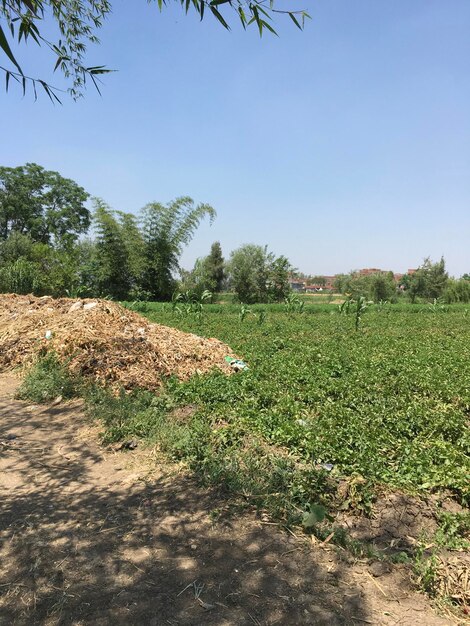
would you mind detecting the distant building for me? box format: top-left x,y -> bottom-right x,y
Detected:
305,276 -> 336,292
292,269 -> 416,292
305,285 -> 323,293
322,276 -> 336,289
358,268 -> 384,276
289,280 -> 306,292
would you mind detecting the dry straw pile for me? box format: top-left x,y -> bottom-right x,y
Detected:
435,555 -> 470,607
0,294 -> 237,390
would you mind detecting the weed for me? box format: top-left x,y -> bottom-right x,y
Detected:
16,353 -> 78,403
414,546 -> 440,596
257,310 -> 267,325
434,511 -> 470,550
84,384 -> 154,443
124,300 -> 150,313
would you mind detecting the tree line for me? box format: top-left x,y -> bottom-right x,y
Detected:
333,259 -> 470,304
0,163 -> 292,303
1,163 -> 468,305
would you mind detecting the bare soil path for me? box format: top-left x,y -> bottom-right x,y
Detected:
0,374 -> 452,625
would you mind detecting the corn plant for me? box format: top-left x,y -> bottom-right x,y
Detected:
339,295 -> 370,330
171,289 -> 213,319
376,299 -> 390,313
339,295 -> 353,315
354,296 -> 369,331
284,293 -> 304,314
428,298 -> 448,314
239,304 -> 252,322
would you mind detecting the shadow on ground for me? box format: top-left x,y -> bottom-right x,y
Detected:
0,375 -> 448,626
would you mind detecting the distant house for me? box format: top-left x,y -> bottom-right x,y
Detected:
305,285 -> 323,293
358,268 -> 389,277
289,280 -> 306,292
322,276 -> 336,290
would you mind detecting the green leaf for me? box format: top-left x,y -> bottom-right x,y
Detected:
238,6 -> 246,28
289,13 -> 302,30
53,55 -> 63,72
302,503 -> 327,528
0,25 -> 24,74
260,20 -> 277,36
86,65 -> 113,75
209,6 -> 230,30
20,0 -> 39,15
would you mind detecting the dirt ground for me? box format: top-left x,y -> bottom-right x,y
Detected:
0,374 -> 455,625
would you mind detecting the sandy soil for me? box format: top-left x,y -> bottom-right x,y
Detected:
0,374 -> 453,625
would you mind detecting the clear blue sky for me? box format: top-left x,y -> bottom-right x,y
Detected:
1,0 -> 469,277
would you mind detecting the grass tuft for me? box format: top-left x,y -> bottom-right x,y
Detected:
16,353 -> 78,403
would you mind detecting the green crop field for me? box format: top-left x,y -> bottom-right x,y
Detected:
108,301 -> 470,514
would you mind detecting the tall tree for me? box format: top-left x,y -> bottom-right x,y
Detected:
117,211 -> 147,298
204,241 -> 225,293
179,257 -> 214,297
93,199 -> 131,299
227,244 -> 292,304
369,272 -> 396,303
408,257 -> 449,302
443,278 -> 470,304
0,163 -> 90,248
268,255 -> 292,302
1,1 -> 309,100
141,197 -> 216,300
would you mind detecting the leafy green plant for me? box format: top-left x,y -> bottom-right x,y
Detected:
238,303 -> 252,322
139,303 -> 470,504
171,289 -> 213,319
338,295 -> 353,315
428,298 -> 448,314
413,547 -> 440,596
257,310 -> 267,325
376,299 -> 390,313
284,293 -> 304,314
354,295 -> 370,331
124,300 -> 150,313
339,295 -> 370,330
16,353 -> 78,403
302,503 -> 331,529
85,384 -> 154,443
434,511 -> 470,550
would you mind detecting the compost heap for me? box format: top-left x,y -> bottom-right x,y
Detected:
0,294 -> 238,390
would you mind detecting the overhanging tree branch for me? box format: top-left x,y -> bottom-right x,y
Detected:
1,0 -> 309,101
